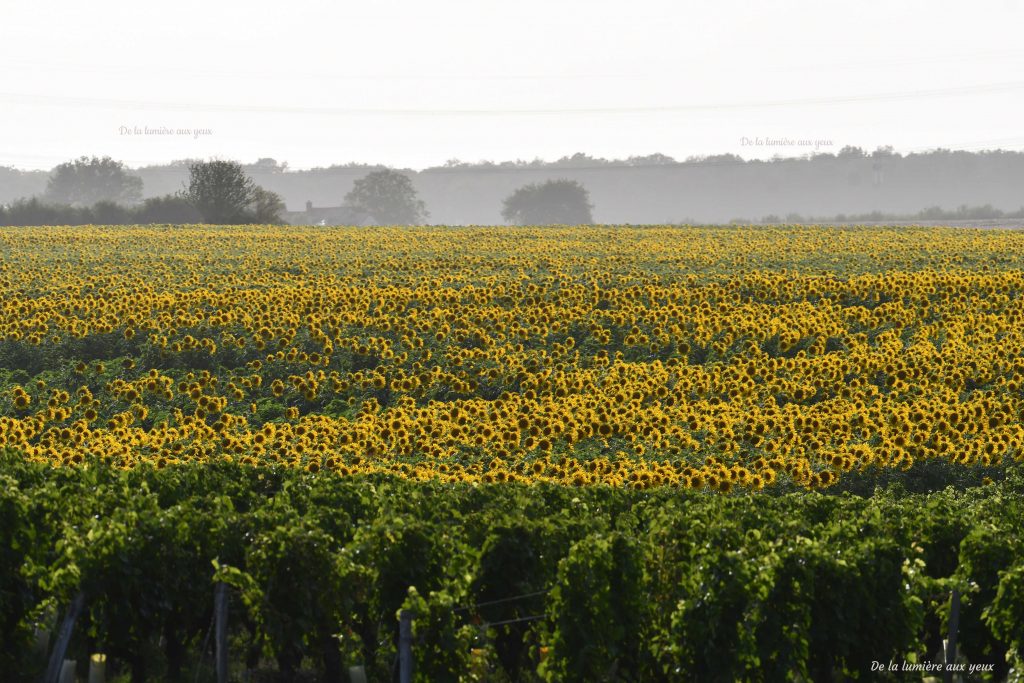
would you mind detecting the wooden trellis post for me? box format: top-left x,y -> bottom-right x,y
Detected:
215,582 -> 230,683
398,609 -> 414,683
43,592 -> 85,683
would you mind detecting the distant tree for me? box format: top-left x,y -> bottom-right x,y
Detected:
246,187 -> 286,224
45,156 -> 143,206
550,152 -> 608,168
626,153 -> 677,166
135,194 -> 203,224
244,158 -> 289,174
342,169 -> 428,225
871,145 -> 899,160
91,200 -> 131,224
0,166 -> 49,201
701,154 -> 745,165
0,197 -> 92,226
837,146 -> 867,159
500,179 -> 594,225
181,160 -> 257,223
685,153 -> 743,165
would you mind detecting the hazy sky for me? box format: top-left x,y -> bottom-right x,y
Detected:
2,0 -> 1023,170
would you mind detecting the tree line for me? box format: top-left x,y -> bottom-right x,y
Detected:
757,203 -> 1024,225
0,156 -> 596,227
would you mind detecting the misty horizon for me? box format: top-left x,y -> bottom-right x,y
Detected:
3,0 -> 1022,224
0,142 -> 1012,174
3,146 -> 1024,225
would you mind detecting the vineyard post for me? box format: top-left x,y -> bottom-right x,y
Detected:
88,653 -> 106,683
215,582 -> 229,683
58,660 -> 75,683
33,626 -> 51,662
943,588 -> 960,683
399,609 -> 414,683
43,592 -> 85,683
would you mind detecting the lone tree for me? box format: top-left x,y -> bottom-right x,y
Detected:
501,179 -> 594,225
343,169 -> 428,225
45,155 -> 143,206
182,160 -> 256,223
249,186 -> 287,224
181,160 -> 284,224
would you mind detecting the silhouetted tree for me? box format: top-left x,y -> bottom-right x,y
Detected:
91,200 -> 131,224
0,197 -> 91,226
181,160 -> 257,223
244,157 -> 289,174
45,156 -> 143,206
627,153 -> 677,166
247,187 -> 286,224
136,194 -> 203,224
501,179 -> 594,225
0,183 -> 277,226
871,145 -> 899,160
686,153 -> 744,166
837,146 -> 867,159
549,152 -> 610,168
342,169 -> 428,225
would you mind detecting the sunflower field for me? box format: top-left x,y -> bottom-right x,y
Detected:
3,224 -> 1024,679
3,224 -> 1024,489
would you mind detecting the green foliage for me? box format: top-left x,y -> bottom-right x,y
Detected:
240,510 -> 346,675
0,474 -> 35,675
401,586 -> 476,682
985,563 -> 1024,671
470,518 -> 581,678
1,458 -> 1024,679
541,532 -> 647,682
955,522 -> 1022,680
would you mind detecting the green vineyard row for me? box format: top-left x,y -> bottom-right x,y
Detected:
2,453 -> 1023,681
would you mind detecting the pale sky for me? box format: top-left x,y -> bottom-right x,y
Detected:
2,0 -> 1023,171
